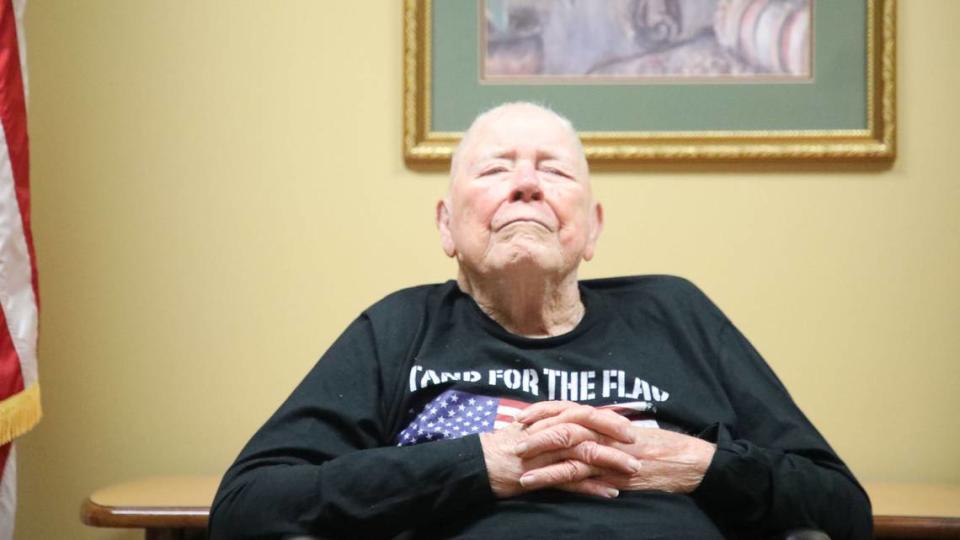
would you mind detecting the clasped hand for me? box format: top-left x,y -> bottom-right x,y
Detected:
479,401 -> 716,499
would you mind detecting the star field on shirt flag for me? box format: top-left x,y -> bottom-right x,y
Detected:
396,389 -> 657,446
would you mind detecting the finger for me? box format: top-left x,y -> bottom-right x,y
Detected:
558,478 -> 620,499
591,474 -> 629,490
526,441 -> 643,476
559,440 -> 641,475
498,421 -> 525,433
519,459 -> 602,490
516,423 -> 600,457
526,405 -> 635,443
523,439 -> 640,475
516,401 -> 577,424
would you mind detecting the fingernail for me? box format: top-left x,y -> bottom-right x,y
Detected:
605,488 -> 620,498
628,459 -> 642,472
519,474 -> 535,488
515,442 -> 528,454
516,411 -> 528,422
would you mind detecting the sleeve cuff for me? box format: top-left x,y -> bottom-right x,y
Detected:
691,423 -> 771,524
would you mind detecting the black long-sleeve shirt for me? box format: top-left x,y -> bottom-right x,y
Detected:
210,276 -> 872,539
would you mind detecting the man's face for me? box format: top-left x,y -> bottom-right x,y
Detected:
437,105 -> 602,277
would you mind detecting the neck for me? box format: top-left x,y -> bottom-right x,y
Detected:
457,266 -> 584,338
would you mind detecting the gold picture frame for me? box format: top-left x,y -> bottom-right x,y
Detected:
403,0 -> 896,166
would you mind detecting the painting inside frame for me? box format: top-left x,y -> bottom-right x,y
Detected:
403,0 -> 895,163
432,0 -> 865,133
482,0 -> 813,82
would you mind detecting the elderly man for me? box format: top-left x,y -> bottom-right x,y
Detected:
210,103 -> 871,539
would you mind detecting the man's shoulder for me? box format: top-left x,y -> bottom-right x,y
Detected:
582,274 -> 725,322
363,281 -> 457,320
581,274 -> 704,300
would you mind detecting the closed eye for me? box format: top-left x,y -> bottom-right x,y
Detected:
478,166 -> 508,177
542,167 -> 573,179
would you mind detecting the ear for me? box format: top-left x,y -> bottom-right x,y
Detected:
436,198 -> 457,258
582,202 -> 603,261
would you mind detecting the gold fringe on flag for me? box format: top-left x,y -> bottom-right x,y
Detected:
0,382 -> 41,445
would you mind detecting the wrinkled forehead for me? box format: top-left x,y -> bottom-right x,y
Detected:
454,106 -> 587,177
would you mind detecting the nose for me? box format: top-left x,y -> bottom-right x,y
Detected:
510,165 -> 543,203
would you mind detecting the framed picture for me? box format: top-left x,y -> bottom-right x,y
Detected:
402,0 -> 896,166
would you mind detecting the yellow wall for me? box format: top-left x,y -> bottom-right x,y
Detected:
16,1 -> 959,538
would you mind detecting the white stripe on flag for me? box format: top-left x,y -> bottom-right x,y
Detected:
497,405 -> 523,418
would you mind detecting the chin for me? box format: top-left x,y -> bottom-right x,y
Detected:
486,244 -> 564,275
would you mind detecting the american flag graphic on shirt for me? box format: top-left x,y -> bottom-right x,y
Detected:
396,389 -> 658,447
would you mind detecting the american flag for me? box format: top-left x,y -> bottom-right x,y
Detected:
0,1 -> 38,539
396,389 -> 657,447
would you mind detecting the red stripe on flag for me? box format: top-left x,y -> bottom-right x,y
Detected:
498,398 -> 529,410
0,307 -> 22,401
0,442 -> 9,484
